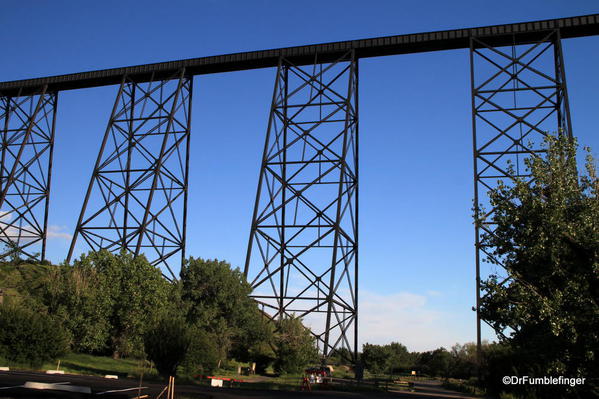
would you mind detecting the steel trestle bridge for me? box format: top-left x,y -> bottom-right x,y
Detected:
1,14 -> 598,362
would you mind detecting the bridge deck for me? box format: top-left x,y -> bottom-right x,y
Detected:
1,13 -> 598,96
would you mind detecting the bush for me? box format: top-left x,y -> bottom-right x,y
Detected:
0,305 -> 69,367
181,327 -> 220,376
273,316 -> 318,374
144,315 -> 191,378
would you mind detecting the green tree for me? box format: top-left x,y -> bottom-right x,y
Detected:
416,348 -> 451,378
361,342 -> 415,375
0,304 -> 69,367
449,342 -> 478,379
181,327 -> 221,376
387,342 -> 414,374
479,342 -> 518,396
328,347 -> 352,365
39,265 -> 112,353
144,314 -> 191,378
180,257 -> 268,365
273,316 -> 318,374
478,135 -> 598,398
361,343 -> 391,375
72,250 -> 171,358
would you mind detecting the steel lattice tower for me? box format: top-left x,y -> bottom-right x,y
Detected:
67,70 -> 192,279
0,86 -> 57,261
245,51 -> 359,361
470,30 -> 572,353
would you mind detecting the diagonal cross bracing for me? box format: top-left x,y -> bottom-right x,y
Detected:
0,87 -> 57,261
245,51 -> 359,361
469,30 -> 572,353
67,70 -> 192,280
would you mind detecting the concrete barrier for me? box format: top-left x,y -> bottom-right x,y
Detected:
45,370 -> 65,374
0,367 -> 9,371
104,375 -> 118,379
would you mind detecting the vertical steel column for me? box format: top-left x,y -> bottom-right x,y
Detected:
0,87 -> 57,261
245,51 -> 359,362
469,30 -> 573,355
67,71 -> 193,280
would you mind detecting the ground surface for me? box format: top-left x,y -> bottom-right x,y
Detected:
0,370 -> 483,399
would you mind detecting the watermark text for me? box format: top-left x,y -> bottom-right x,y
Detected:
503,376 -> 585,387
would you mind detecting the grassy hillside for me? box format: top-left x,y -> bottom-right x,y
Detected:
0,262 -> 60,306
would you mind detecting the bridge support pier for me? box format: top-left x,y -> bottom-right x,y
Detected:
0,87 -> 57,261
67,70 -> 193,279
469,30 -> 572,358
245,51 -> 359,362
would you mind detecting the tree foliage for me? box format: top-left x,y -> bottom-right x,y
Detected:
273,316 -> 318,374
448,342 -> 477,379
29,250 -> 172,357
361,343 -> 390,375
39,264 -> 112,353
479,135 -> 598,397
181,326 -> 221,376
180,258 -> 270,366
416,348 -> 451,378
73,250 -> 171,358
0,304 -> 69,367
362,342 -> 415,375
144,314 -> 191,378
0,254 -> 306,376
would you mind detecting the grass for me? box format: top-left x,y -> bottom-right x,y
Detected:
51,353 -> 159,380
443,378 -> 486,396
1,352 -> 160,381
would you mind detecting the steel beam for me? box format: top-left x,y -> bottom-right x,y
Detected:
0,14 -> 597,96
67,70 -> 192,279
469,30 -> 573,357
245,51 -> 358,361
0,87 -> 57,261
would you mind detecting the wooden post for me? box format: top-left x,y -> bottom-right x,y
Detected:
167,376 -> 175,399
137,360 -> 144,399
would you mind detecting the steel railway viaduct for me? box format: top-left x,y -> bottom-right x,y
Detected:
1,14 -> 598,362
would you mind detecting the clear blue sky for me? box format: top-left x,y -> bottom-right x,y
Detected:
2,1 -> 598,352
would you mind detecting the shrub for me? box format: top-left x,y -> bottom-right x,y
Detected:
0,305 -> 68,367
181,327 -> 220,376
273,316 -> 319,374
144,315 -> 191,378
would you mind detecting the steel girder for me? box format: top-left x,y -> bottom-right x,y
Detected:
245,51 -> 359,361
0,86 -> 57,261
469,30 -> 572,352
67,70 -> 192,279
